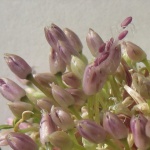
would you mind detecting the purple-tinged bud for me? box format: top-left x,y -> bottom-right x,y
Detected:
49,131 -> 73,150
121,16 -> 132,28
83,64 -> 107,95
66,88 -> 87,107
64,28 -> 83,53
86,28 -> 104,57
103,111 -> 128,139
77,119 -> 106,144
4,53 -> 32,79
0,78 -> 26,101
6,132 -> 38,150
145,120 -> 150,137
49,48 -> 66,75
51,83 -> 74,108
118,30 -> 128,40
122,41 -> 146,62
40,112 -> 57,144
51,106 -> 74,131
62,72 -> 81,88
8,101 -> 33,118
37,98 -> 52,112
130,114 -> 150,149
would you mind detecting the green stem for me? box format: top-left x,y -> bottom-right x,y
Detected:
121,139 -> 130,150
69,106 -> 81,120
45,142 -> 52,150
94,94 -> 100,123
105,139 -> 122,150
18,126 -> 38,133
87,95 -> 94,120
143,58 -> 150,72
55,73 -> 66,88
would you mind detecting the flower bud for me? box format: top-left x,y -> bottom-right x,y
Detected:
0,78 -> 26,101
51,106 -> 74,131
121,16 -> 132,28
51,83 -> 74,108
8,101 -> 33,118
6,132 -> 38,150
103,111 -> 128,139
82,64 -> 107,95
71,56 -> 87,79
49,48 -> 66,75
37,98 -> 52,112
122,41 -> 146,62
77,119 -> 106,144
62,72 -> 81,88
49,131 -> 73,150
130,114 -> 150,149
145,120 -> 150,138
86,28 -> 104,57
40,112 -> 57,144
64,28 -> 83,53
4,53 -> 32,79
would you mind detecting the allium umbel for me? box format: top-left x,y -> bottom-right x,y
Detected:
2,16 -> 150,150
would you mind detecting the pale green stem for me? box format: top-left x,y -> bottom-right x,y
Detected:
143,58 -> 150,72
55,73 -> 66,88
45,142 -> 52,150
69,106 -> 81,120
121,138 -> 130,150
94,93 -> 100,123
18,126 -> 38,133
105,139 -> 122,150
87,95 -> 94,120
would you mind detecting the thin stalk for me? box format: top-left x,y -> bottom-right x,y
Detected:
55,73 -> 66,88
69,106 -> 81,120
143,58 -> 150,72
105,139 -> 122,150
18,126 -> 38,133
45,142 -> 52,150
87,95 -> 94,120
94,93 -> 100,123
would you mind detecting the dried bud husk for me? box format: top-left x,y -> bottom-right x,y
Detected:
130,114 -> 150,149
51,106 -> 74,131
103,111 -> 128,139
122,41 -> 146,62
49,131 -> 73,150
64,28 -> 83,53
6,132 -> 38,150
62,72 -> 81,88
77,119 -> 106,144
8,101 -> 33,118
51,83 -> 74,108
86,28 -> 104,57
4,53 -> 32,79
0,78 -> 26,101
40,112 -> 57,144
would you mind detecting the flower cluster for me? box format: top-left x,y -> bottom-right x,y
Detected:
1,17 -> 150,150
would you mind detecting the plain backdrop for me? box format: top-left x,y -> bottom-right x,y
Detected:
0,0 -> 150,149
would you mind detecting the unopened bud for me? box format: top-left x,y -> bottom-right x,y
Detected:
0,78 -> 26,101
86,28 -> 104,57
77,119 -> 106,144
51,106 -> 74,131
4,53 -> 32,79
64,28 -> 83,53
6,132 -> 38,150
103,111 -> 128,139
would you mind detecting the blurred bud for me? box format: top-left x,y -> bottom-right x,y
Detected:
19,122 -> 32,130
4,53 -> 32,79
83,64 -> 107,95
118,30 -> 128,40
62,72 -> 81,88
71,56 -> 87,79
145,120 -> 150,137
121,16 -> 132,28
37,98 -> 52,112
51,106 -> 74,131
122,41 -> 146,62
64,28 -> 83,53
49,48 -> 66,75
8,101 -> 33,118
49,131 -> 73,150
0,78 -> 26,101
103,111 -> 128,139
66,88 -> 87,107
40,112 -> 56,144
51,83 -> 74,108
86,28 -> 104,57
77,119 -> 106,144
6,132 -> 38,150
130,114 -> 150,149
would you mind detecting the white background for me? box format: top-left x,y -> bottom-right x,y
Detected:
0,0 -> 150,149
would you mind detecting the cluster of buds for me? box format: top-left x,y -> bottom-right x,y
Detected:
1,16 -> 150,150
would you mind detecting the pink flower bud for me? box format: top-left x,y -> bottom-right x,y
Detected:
0,78 -> 26,101
51,83 -> 74,108
51,106 -> 74,131
86,28 -> 104,57
121,16 -> 132,28
4,53 -> 32,79
103,112 -> 128,139
77,119 -> 106,144
49,48 -> 66,75
130,114 -> 150,149
6,132 -> 38,150
64,28 -> 83,53
118,30 -> 128,40
40,112 -> 57,144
